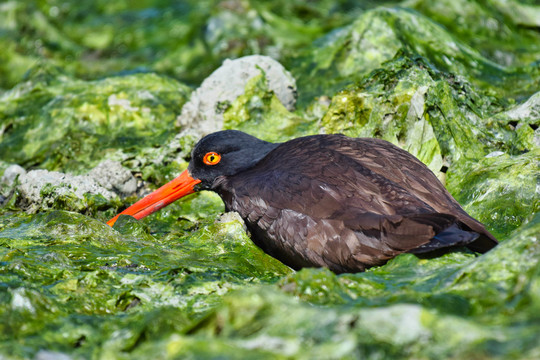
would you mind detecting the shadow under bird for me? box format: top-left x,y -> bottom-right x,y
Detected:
107,130 -> 498,273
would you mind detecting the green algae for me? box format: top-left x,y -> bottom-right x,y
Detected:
72,213 -> 537,359
321,54 -> 506,175
281,214 -> 540,314
291,6 -> 540,105
0,0 -> 539,359
405,0 -> 540,67
223,72 -> 316,142
0,65 -> 191,175
318,49 -> 538,257
35,184 -> 119,217
0,0 -> 369,91
0,210 -> 291,359
447,150 -> 540,239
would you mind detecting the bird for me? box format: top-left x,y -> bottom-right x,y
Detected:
107,130 -> 498,273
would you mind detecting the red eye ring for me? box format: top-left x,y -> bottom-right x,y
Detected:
203,152 -> 221,165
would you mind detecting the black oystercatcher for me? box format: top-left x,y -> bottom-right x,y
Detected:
108,130 -> 497,273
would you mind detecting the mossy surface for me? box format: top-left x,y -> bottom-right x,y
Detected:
1,0 -> 539,359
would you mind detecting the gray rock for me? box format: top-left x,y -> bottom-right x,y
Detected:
503,91 -> 540,123
493,91 -> 540,148
1,164 -> 26,186
177,55 -> 297,138
17,169 -> 116,213
35,350 -> 72,360
87,160 -> 137,197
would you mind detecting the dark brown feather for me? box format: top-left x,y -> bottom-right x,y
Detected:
212,134 -> 497,273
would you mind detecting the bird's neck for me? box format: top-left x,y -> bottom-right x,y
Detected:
208,176 -> 241,217
210,141 -> 279,207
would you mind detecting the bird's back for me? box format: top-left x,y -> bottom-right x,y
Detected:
213,134 -> 497,272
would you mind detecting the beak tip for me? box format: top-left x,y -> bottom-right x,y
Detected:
105,169 -> 200,226
107,215 -> 120,227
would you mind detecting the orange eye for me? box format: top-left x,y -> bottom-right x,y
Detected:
203,152 -> 221,165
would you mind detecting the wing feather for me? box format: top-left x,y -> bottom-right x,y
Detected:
215,134 -> 497,273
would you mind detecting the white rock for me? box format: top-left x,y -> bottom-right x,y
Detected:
218,211 -> 247,232
1,164 -> 26,186
504,91 -> 540,121
35,350 -> 72,360
87,160 -> 137,197
177,55 -> 297,138
17,169 -> 116,212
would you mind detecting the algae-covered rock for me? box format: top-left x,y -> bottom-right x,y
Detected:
0,67 -> 191,174
176,55 -> 297,139
87,160 -> 138,198
281,213 -> 540,311
292,6 -> 539,104
405,0 -> 540,67
0,209 -> 290,358
8,160 -> 141,217
320,55 -> 512,175
447,150 -> 539,239
16,169 -> 118,215
128,224 -> 540,359
269,216 -> 540,358
0,164 -> 26,186
222,72 -> 312,142
490,91 -> 540,151
0,0 -> 365,90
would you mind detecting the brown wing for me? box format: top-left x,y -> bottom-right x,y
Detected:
216,134 -> 496,272
330,135 -> 498,249
260,135 -> 496,242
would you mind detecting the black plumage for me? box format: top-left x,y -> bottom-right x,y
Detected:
188,130 -> 497,273
109,130 -> 497,273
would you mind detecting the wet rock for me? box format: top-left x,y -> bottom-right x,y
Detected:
500,91 -> 540,125
292,6 -> 539,104
220,70 -> 308,143
492,91 -> 540,149
14,161 -> 137,214
218,211 -> 247,231
17,169 -> 116,213
1,164 -> 26,186
87,160 -> 137,197
35,350 -> 72,360
0,72 -> 191,173
447,150 -> 539,238
176,55 -> 297,138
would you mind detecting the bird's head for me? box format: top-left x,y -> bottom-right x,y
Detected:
107,130 -> 276,226
189,130 -> 276,189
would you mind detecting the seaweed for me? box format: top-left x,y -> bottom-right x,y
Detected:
0,0 -> 539,358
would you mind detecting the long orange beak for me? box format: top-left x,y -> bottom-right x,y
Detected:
107,169 -> 201,227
